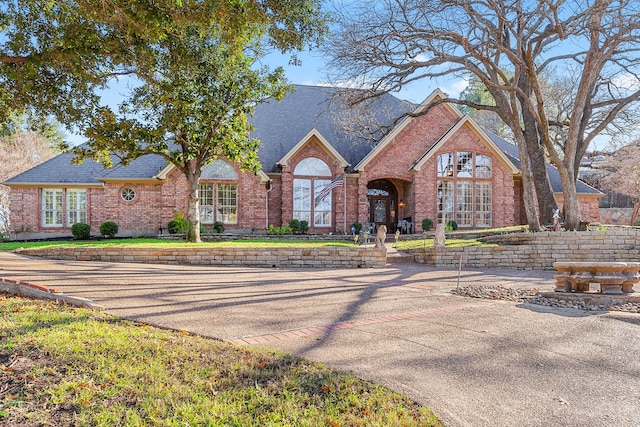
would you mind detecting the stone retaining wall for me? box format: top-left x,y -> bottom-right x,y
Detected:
408,228 -> 640,270
14,246 -> 387,269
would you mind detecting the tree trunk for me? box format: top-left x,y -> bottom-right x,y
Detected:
517,75 -> 558,225
524,128 -> 558,226
558,167 -> 581,230
186,173 -> 202,243
630,202 -> 640,226
515,135 -> 541,232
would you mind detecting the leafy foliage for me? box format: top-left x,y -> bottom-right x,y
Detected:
71,222 -> 91,240
99,221 -> 118,238
421,218 -> 434,232
212,221 -> 225,233
1,1 -> 327,243
168,213 -> 189,234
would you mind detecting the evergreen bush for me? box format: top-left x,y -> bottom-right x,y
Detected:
71,222 -> 91,240
99,221 -> 118,238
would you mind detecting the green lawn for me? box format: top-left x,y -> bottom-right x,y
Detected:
0,238 -> 357,252
0,296 -> 442,426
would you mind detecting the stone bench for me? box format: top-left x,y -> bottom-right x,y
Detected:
553,262 -> 640,295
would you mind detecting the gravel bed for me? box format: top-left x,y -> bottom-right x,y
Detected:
452,285 -> 640,313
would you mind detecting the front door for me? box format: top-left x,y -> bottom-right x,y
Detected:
367,179 -> 397,232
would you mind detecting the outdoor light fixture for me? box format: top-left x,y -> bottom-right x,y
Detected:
399,198 -> 406,208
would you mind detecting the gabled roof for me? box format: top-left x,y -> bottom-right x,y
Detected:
355,88 -> 458,171
251,85 -> 415,173
409,115 -> 519,174
3,84 -> 602,197
277,128 -> 349,169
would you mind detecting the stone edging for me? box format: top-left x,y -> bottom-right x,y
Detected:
13,245 -> 387,269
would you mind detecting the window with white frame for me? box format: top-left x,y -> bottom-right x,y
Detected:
436,152 -> 492,228
292,157 -> 332,227
66,189 -> 87,226
42,188 -> 63,227
199,160 -> 238,224
217,184 -> 237,223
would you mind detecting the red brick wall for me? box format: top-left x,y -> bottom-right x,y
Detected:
8,162 -> 270,238
278,136 -> 348,233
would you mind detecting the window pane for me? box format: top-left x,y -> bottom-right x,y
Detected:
66,189 -> 87,226
476,155 -> 492,178
293,179 -> 312,221
456,182 -> 473,226
475,182 -> 492,227
202,160 -> 237,180
294,157 -> 331,176
314,179 -> 331,226
437,180 -> 454,224
217,184 -> 237,224
199,184 -> 215,224
42,189 -> 63,227
457,152 -> 473,178
437,153 -> 454,177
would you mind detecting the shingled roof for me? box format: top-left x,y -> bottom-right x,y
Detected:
3,84 -> 601,196
4,147 -> 169,186
250,84 -> 415,173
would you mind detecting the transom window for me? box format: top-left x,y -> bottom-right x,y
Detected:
293,157 -> 332,227
436,152 -> 492,228
199,160 -> 238,224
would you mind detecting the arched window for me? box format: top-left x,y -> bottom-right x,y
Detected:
293,157 -> 333,227
202,159 -> 238,180
436,152 -> 492,227
294,157 -> 332,176
199,160 -> 238,225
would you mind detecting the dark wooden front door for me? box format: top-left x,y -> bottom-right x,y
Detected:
367,179 -> 397,232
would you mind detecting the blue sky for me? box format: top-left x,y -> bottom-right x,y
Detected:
67,48 -> 467,146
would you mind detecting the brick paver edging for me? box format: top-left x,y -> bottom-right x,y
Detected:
227,301 -> 488,345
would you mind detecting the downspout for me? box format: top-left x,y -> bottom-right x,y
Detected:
265,179 -> 272,231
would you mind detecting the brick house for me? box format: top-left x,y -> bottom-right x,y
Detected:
4,85 -> 601,239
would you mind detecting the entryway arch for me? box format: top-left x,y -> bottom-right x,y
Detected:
367,179 -> 397,232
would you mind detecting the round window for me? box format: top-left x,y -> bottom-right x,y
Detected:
121,188 -> 136,202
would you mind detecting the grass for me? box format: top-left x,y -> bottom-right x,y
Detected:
0,296 -> 442,426
395,238 -> 497,251
0,238 -> 357,252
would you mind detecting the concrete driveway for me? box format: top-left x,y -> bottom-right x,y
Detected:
1,251 -> 639,426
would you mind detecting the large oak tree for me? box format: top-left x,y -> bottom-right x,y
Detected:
325,0 -> 640,230
1,1 -> 327,242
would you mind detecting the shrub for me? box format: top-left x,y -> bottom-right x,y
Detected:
168,212 -> 189,234
71,222 -> 91,240
421,218 -> 434,232
445,220 -> 458,231
213,221 -> 225,233
268,224 -> 293,235
299,220 -> 309,234
289,219 -> 301,234
350,222 -> 363,235
99,221 -> 118,238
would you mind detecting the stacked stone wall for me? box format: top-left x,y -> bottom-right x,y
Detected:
15,246 -> 386,269
409,229 -> 640,270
